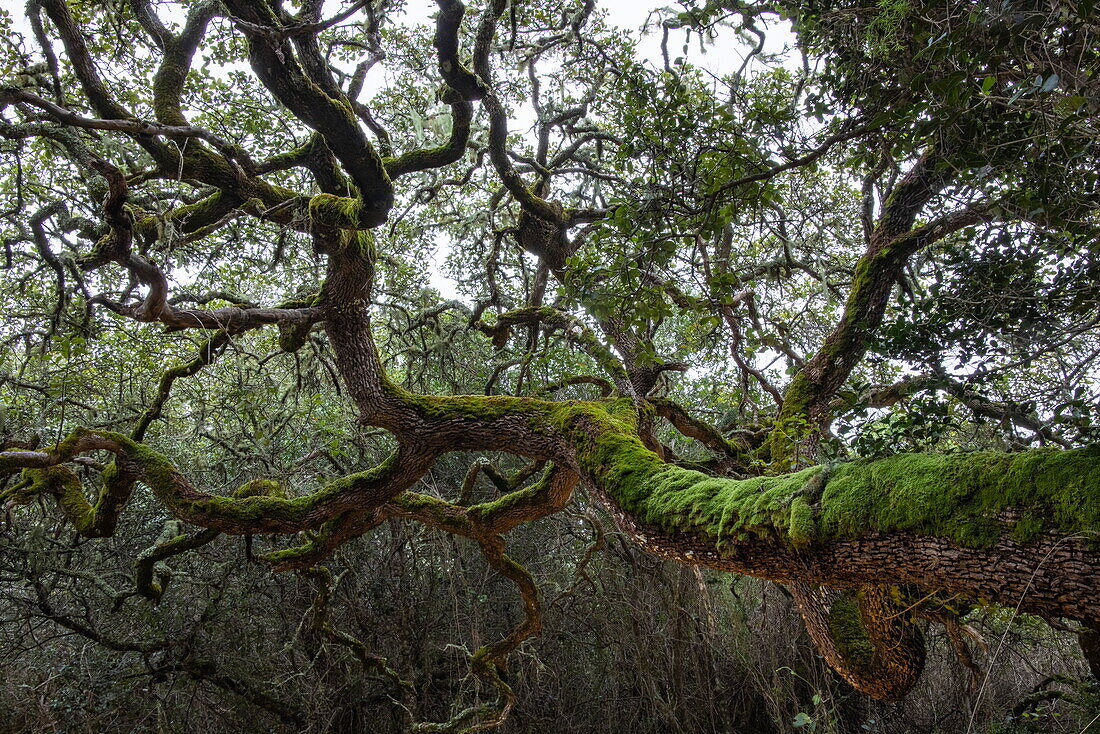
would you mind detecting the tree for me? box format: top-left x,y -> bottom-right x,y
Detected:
0,0 -> 1098,729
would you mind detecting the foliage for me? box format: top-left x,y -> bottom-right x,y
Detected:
0,0 -> 1098,731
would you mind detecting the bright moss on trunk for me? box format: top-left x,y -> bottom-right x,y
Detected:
561,402 -> 1100,550
818,446 -> 1100,547
826,592 -> 876,670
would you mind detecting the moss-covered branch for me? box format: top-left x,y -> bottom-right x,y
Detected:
1,429 -> 434,536
791,583 -> 925,701
134,521 -> 221,602
3,462 -> 136,538
132,331 -> 230,441
561,400 -> 1100,553
766,150 -> 956,467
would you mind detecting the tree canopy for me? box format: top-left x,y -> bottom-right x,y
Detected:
1,0 -> 1098,730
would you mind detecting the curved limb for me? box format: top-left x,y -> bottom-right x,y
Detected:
917,600 -> 988,692
1,429 -> 436,536
550,508 -> 605,607
131,477 -> 291,601
410,535 -> 541,734
2,462 -> 136,538
263,510 -> 386,570
311,461 -> 571,732
134,521 -> 221,603
131,331 -> 231,441
790,582 -> 926,701
170,656 -> 306,725
300,565 -> 413,691
6,401 -> 1099,625
385,0 -> 475,180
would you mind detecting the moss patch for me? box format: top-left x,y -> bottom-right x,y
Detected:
560,401 -> 1100,551
817,447 -> 1100,548
556,401 -> 827,548
308,192 -> 367,230
827,592 -> 876,671
788,496 -> 816,549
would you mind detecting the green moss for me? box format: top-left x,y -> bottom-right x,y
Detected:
468,482 -> 540,521
389,492 -> 474,535
827,592 -> 876,671
278,322 -> 312,353
555,399 -> 1099,551
466,463 -> 566,528
308,193 -> 367,230
817,447 -> 1100,548
261,516 -> 342,567
404,392 -> 548,425
3,443 -> 136,538
132,191 -> 230,240
12,465 -> 88,524
554,400 -> 825,547
53,426 -> 92,455
8,406 -> 1097,560
767,376 -> 815,471
235,478 -> 286,499
31,430 -> 406,533
152,58 -> 189,125
788,496 -> 816,549
0,455 -> 28,475
1010,512 -> 1044,544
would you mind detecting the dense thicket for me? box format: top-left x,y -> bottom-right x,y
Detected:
0,0 -> 1098,731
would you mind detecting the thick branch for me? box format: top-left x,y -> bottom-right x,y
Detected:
768,150 -> 962,464
1,429 -> 435,536
222,0 -> 393,225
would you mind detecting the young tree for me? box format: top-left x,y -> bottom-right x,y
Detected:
1,0 -> 1097,727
